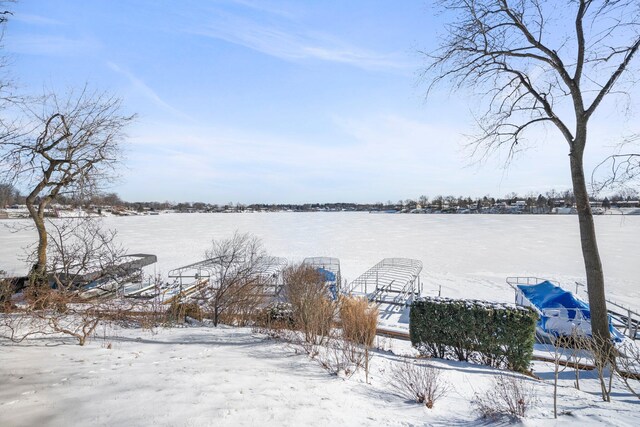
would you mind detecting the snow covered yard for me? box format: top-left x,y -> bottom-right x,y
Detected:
1,325 -> 638,426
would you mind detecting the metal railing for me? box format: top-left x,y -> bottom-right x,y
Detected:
575,281 -> 639,340
349,258 -> 422,306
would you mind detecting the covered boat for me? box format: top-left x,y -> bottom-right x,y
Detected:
512,279 -> 624,342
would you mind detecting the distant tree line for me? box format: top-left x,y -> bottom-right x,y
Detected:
4,186 -> 637,213
0,183 -> 24,208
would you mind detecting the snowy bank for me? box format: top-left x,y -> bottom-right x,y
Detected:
1,325 -> 638,426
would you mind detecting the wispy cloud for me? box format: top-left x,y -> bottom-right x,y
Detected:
126,114 -> 465,195
12,13 -> 64,26
225,0 -> 297,19
122,108 -> 587,203
6,34 -> 97,56
187,13 -> 411,71
107,61 -> 194,122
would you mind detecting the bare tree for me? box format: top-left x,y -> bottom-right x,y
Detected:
42,217 -> 126,294
424,0 -> 640,343
0,89 -> 134,287
0,182 -> 19,207
1,217 -> 140,346
196,232 -> 270,326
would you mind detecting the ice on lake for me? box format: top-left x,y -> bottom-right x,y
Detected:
1,212 -> 638,308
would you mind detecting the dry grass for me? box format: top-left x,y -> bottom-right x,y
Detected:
168,301 -> 204,323
283,264 -> 336,346
339,296 -> 378,347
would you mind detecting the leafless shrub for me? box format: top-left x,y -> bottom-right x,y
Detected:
578,334 -> 617,402
391,360 -> 449,408
283,264 -> 336,346
2,289 -> 114,345
615,342 -> 640,400
315,337 -> 363,377
0,217 -> 151,346
0,275 -> 15,312
36,217 -> 127,307
256,268 -> 378,379
472,373 -> 537,420
217,279 -> 267,327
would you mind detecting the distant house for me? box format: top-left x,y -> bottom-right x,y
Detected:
614,200 -> 639,208
553,207 -> 574,214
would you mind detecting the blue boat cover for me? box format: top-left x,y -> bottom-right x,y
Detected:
316,268 -> 336,283
517,280 -> 623,342
316,268 -> 337,300
518,280 -> 590,320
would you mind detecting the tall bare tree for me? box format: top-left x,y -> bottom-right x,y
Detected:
196,232 -> 271,326
424,0 -> 640,342
0,89 -> 134,286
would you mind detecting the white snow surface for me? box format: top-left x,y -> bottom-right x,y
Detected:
1,213 -> 640,425
1,325 -> 638,427
2,213 -> 639,307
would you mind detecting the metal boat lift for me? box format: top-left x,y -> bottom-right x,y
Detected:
78,253 -> 158,299
575,281 -> 639,340
348,258 -> 423,306
162,256 -> 288,305
303,257 -> 342,298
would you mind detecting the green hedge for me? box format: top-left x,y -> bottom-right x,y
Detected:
409,297 -> 537,373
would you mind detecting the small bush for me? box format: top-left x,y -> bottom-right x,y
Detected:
284,264 -> 336,345
616,342 -> 640,400
339,296 -> 378,347
391,360 -> 448,408
316,338 -> 356,377
264,302 -> 294,324
472,373 -> 537,420
217,282 -> 266,327
0,278 -> 15,312
254,302 -> 295,339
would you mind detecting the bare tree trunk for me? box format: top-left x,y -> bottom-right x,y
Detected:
25,198 -> 48,285
569,134 -> 609,342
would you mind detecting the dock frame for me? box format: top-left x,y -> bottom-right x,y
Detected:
348,258 -> 423,306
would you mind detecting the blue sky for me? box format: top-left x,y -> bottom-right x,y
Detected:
5,1 -> 639,203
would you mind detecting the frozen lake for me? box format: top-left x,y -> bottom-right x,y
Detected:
1,213 -> 638,307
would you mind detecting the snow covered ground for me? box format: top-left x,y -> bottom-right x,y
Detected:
1,325 -> 638,426
1,213 -> 639,425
